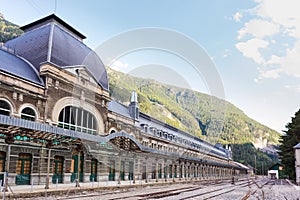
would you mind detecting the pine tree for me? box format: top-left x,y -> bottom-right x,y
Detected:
279,109 -> 300,180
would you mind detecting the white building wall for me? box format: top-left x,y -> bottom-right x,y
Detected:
268,170 -> 278,179
295,147 -> 300,185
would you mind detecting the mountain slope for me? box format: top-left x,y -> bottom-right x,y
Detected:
108,67 -> 280,148
0,13 -> 23,43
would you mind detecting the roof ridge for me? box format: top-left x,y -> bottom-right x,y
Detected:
47,22 -> 55,62
21,14 -> 86,40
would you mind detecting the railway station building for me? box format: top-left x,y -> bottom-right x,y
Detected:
0,14 -> 247,187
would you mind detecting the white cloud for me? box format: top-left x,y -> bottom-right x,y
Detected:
258,68 -> 282,79
255,0 -> 300,31
109,60 -> 129,71
267,55 -> 281,64
236,38 -> 269,64
223,49 -> 232,58
267,41 -> 300,77
235,0 -> 300,80
285,85 -> 300,93
255,0 -> 300,38
237,19 -> 279,40
233,12 -> 243,22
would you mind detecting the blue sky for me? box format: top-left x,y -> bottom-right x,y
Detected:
1,0 -> 299,133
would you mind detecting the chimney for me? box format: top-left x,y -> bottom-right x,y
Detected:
129,91 -> 139,120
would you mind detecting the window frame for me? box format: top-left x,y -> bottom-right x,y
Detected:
58,106 -> 98,134
21,107 -> 36,121
0,99 -> 11,116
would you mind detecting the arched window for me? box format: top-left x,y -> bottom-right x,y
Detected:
21,107 -> 36,121
0,100 -> 11,116
58,106 -> 97,134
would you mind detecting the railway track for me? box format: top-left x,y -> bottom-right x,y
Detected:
240,178 -> 291,200
105,178 -> 254,200
54,179 -> 245,200
21,177 -> 296,200
30,177 -> 268,200
172,179 -> 254,200
241,178 -> 271,200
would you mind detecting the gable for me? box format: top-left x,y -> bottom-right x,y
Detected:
269,163 -> 283,170
63,66 -> 98,86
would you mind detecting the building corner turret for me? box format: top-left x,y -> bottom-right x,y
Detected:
129,91 -> 139,120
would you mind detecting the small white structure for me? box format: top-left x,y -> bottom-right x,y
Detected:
268,169 -> 279,179
267,163 -> 283,179
294,143 -> 300,185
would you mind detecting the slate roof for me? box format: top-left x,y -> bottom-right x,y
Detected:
0,48 -> 44,85
108,100 -> 132,119
268,162 -> 283,170
5,14 -> 108,90
108,100 -> 230,159
294,143 -> 300,149
233,161 -> 250,170
21,14 -> 86,40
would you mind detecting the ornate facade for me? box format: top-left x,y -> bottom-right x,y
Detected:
0,14 -> 246,187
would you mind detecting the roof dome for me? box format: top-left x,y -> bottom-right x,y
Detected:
5,14 -> 108,90
0,48 -> 44,85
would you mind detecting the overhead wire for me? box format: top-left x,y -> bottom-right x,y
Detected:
54,0 -> 57,14
25,0 -> 45,15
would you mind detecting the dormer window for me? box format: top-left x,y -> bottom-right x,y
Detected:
158,131 -> 162,137
168,134 -> 174,141
150,127 -> 157,135
153,129 -> 157,135
163,132 -> 168,139
140,124 -> 149,133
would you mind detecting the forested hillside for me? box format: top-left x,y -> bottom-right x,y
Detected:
108,67 -> 279,171
232,143 -> 278,175
108,67 -> 280,148
0,13 -> 23,43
